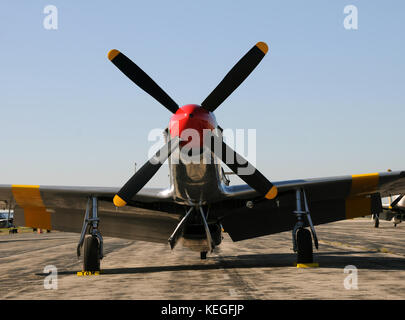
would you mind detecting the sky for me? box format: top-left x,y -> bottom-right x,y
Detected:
0,1 -> 404,188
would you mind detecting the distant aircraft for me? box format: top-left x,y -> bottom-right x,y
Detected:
373,195 -> 405,227
1,42 -> 405,272
0,210 -> 13,228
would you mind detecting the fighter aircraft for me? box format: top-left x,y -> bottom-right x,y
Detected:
1,42 -> 405,272
373,194 -> 405,227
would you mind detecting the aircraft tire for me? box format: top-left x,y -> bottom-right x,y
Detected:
200,251 -> 207,260
296,228 -> 313,263
83,235 -> 100,272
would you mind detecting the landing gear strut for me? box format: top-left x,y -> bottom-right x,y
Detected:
199,206 -> 214,254
373,213 -> 380,228
168,207 -> 193,250
292,189 -> 318,265
77,196 -> 103,272
168,205 -> 216,260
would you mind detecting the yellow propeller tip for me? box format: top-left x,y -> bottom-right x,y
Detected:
113,195 -> 127,207
256,42 -> 269,54
108,49 -> 120,61
265,185 -> 278,199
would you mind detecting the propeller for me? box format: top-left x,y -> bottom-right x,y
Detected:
201,42 -> 268,112
109,42 -> 276,207
113,136 -> 180,207
207,132 -> 277,199
108,49 -> 179,114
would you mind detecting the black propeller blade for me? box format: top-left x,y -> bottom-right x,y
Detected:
207,133 -> 277,199
108,49 -> 179,114
113,136 -> 180,207
390,194 -> 404,208
201,42 -> 269,112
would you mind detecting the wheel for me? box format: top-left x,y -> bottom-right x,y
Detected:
200,251 -> 207,260
374,218 -> 379,228
296,228 -> 313,263
83,236 -> 100,272
210,224 -> 223,246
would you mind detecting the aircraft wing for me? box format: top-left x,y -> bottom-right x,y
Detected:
0,185 -> 182,243
2,170 -> 405,245
220,170 -> 405,241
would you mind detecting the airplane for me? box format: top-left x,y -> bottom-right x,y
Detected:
372,194 -> 405,228
0,210 -> 13,229
1,41 -> 405,272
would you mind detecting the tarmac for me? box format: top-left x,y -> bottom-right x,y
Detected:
0,217 -> 404,299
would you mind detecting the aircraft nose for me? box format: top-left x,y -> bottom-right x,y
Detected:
169,104 -> 216,148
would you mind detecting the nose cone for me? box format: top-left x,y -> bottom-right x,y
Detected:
169,104 -> 217,148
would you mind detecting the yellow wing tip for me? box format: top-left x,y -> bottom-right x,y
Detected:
108,49 -> 120,61
265,185 -> 278,199
256,42 -> 269,54
113,195 -> 127,207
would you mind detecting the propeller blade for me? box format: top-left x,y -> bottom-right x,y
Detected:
390,194 -> 404,208
113,136 -> 180,207
201,42 -> 269,112
207,133 -> 277,199
108,49 -> 179,114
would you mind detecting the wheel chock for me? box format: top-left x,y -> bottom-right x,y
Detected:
77,271 -> 101,276
295,262 -> 319,268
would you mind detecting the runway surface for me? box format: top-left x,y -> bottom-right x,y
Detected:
0,218 -> 404,299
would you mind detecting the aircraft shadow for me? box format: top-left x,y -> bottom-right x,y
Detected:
0,237 -> 70,243
44,251 -> 405,276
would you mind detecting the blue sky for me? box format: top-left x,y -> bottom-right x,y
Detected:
0,1 -> 404,187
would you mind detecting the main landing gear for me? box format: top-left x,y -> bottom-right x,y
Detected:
77,196 -> 104,272
292,189 -> 319,266
372,213 -> 380,228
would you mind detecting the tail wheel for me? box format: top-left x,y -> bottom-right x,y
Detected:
83,235 -> 100,272
296,228 -> 313,263
200,251 -> 207,260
